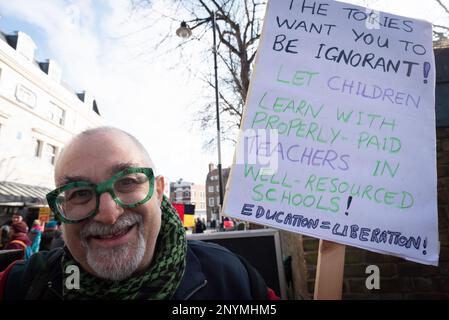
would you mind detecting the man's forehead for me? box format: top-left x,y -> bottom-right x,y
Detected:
55,130 -> 153,185
70,130 -> 135,150
64,130 -> 147,159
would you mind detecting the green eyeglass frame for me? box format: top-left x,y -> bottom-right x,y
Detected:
46,167 -> 154,224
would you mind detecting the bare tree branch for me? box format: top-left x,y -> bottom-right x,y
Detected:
434,24 -> 449,31
130,0 -> 449,150
436,0 -> 449,15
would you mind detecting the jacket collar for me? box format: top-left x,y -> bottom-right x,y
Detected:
172,243 -> 206,300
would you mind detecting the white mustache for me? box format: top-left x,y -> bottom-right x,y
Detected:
80,213 -> 142,239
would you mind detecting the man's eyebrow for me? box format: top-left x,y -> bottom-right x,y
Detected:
57,163 -> 141,186
58,175 -> 93,186
108,162 -> 140,175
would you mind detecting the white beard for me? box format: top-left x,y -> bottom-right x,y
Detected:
80,214 -> 147,281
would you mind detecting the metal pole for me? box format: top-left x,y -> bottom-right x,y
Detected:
212,11 -> 224,218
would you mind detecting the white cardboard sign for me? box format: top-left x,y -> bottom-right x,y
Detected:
223,0 -> 439,266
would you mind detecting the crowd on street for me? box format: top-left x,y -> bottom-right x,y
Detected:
0,210 -> 64,269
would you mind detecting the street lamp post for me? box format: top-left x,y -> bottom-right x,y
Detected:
176,12 -> 224,220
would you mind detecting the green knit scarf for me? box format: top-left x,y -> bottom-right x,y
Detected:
61,196 -> 186,300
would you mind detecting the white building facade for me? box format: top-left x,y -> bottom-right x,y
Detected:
0,30 -> 104,224
0,31 -> 104,190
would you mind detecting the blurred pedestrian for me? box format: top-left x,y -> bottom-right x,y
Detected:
39,220 -> 58,251
49,222 -> 64,250
4,222 -> 31,256
0,225 -> 10,250
223,217 -> 234,231
28,220 -> 43,254
195,217 -> 206,234
236,221 -> 246,231
2,209 -> 28,231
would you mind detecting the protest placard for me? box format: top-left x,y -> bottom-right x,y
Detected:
223,0 -> 439,266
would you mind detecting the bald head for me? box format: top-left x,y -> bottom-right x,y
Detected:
55,126 -> 155,186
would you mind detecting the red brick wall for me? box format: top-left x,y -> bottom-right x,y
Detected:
303,127 -> 449,299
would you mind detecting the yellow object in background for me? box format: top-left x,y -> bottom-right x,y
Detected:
38,207 -> 51,224
184,214 -> 195,228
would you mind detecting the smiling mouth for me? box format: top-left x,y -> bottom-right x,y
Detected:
90,224 -> 135,241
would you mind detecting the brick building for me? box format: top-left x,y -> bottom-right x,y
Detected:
205,163 -> 230,223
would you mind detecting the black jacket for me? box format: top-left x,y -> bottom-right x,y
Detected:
1,240 -> 269,300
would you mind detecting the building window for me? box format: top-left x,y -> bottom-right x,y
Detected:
43,143 -> 57,165
216,185 -> 219,192
208,186 -> 214,193
48,102 -> 66,126
216,197 -> 220,205
34,139 -> 43,157
15,84 -> 36,108
208,198 -> 215,207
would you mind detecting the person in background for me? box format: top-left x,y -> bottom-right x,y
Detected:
223,217 -> 235,231
4,222 -> 31,254
236,221 -> 246,231
2,210 -> 28,232
0,226 -> 10,250
11,213 -> 23,225
3,208 -> 28,232
49,221 -> 64,250
28,220 -> 43,254
30,220 -> 43,232
39,220 -> 58,251
194,217 -> 206,234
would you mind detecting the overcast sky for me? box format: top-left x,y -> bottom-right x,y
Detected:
0,0 -> 448,184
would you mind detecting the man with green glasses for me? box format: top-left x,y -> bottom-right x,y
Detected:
0,127 -> 276,300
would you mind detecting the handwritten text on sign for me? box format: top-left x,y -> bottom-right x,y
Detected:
223,0 -> 438,266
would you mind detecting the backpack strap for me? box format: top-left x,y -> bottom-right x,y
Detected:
9,240 -> 27,250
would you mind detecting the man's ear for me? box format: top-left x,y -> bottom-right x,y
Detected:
155,175 -> 165,204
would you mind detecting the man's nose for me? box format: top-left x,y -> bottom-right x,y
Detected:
93,192 -> 123,225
